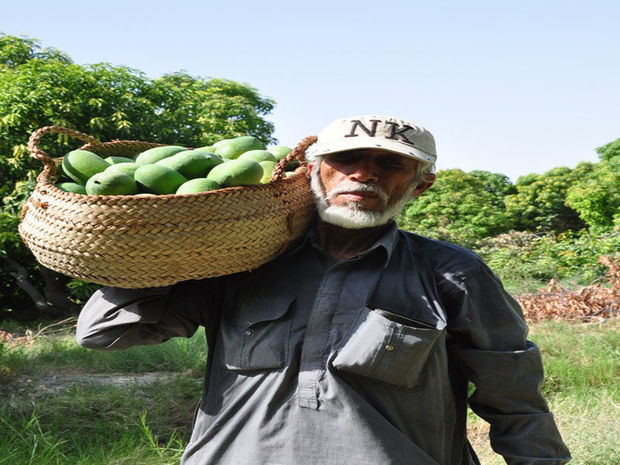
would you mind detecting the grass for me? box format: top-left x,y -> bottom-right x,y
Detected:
469,318 -> 619,464
1,318 -> 618,464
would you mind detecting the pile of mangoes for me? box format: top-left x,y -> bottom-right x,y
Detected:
56,135 -> 295,196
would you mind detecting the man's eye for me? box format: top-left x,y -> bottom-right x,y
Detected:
329,154 -> 359,164
378,158 -> 403,169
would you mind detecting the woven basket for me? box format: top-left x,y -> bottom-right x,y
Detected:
19,126 -> 317,288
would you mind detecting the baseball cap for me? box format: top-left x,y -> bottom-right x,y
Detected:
306,114 -> 437,165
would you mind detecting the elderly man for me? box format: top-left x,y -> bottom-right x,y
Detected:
76,115 -> 570,464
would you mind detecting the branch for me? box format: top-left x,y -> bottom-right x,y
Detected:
3,257 -> 67,318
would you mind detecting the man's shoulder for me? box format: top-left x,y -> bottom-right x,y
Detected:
395,229 -> 486,274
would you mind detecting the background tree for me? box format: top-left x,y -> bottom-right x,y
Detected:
595,137 -> 620,162
566,143 -> 620,231
0,33 -> 276,320
398,169 -> 515,248
504,166 -> 587,233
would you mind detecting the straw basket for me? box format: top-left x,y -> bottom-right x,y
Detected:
19,126 -> 317,288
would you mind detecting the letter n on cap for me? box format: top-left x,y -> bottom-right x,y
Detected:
344,119 -> 382,138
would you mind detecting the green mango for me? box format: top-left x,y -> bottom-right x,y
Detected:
176,178 -> 222,194
105,156 -> 135,164
207,159 -> 264,187
135,145 -> 186,165
156,150 -> 223,179
56,181 -> 87,194
85,171 -> 138,196
104,162 -> 140,177
238,150 -> 277,163
267,145 -> 292,161
61,150 -> 110,184
214,136 -> 264,159
134,164 -> 187,194
212,138 -> 231,149
258,161 -> 276,184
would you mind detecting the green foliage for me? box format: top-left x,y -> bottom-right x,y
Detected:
0,34 -> 71,69
475,229 -> 620,291
566,153 -> 620,231
596,137 -> 620,162
398,169 -> 515,247
504,166 -> 587,233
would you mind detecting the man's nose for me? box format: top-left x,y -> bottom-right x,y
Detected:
348,160 -> 379,183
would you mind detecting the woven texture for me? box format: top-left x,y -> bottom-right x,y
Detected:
19,126 -> 317,288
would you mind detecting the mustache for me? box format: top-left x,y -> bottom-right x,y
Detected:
327,183 -> 389,203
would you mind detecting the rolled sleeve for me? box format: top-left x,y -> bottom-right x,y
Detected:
440,261 -> 571,463
76,280 -> 217,351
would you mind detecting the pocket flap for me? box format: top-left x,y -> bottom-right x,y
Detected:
244,295 -> 295,326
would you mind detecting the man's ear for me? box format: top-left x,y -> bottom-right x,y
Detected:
306,162 -> 314,180
411,173 -> 436,198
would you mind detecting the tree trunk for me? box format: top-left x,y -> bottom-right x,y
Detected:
40,267 -> 80,313
3,257 -> 72,318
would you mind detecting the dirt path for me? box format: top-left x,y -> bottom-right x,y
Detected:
5,371 -> 184,400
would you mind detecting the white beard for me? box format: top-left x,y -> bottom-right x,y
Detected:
310,170 -> 415,229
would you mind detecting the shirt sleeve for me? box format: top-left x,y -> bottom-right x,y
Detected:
438,260 -> 571,464
76,279 -> 221,351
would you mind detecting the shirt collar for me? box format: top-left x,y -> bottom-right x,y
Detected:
284,219 -> 399,267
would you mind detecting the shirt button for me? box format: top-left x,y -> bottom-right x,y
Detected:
244,329 -> 253,337
385,345 -> 395,352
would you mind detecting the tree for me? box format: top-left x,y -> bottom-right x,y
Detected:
504,167 -> 587,233
398,169 -> 515,247
0,33 -> 276,320
566,144 -> 620,231
596,137 -> 620,162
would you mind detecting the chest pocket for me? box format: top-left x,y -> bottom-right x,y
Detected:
331,307 -> 444,389
219,295 -> 294,371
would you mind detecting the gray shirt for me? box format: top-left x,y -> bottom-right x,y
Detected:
76,222 -> 570,465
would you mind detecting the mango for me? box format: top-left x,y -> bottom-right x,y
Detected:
176,178 -> 222,194
134,164 -> 187,194
56,181 -> 87,194
105,156 -> 135,164
85,171 -> 138,196
207,159 -> 263,187
214,136 -> 264,159
258,161 -> 276,184
238,150 -> 277,163
135,145 -> 186,165
156,150 -> 223,179
212,139 -> 231,149
104,162 -> 140,177
267,145 -> 292,161
61,150 -> 110,184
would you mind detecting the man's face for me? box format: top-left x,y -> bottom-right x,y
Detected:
308,149 -> 421,229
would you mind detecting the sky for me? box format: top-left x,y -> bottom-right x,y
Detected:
3,0 -> 619,181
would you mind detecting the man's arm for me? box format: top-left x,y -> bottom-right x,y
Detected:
76,279 -> 218,351
439,261 -> 571,464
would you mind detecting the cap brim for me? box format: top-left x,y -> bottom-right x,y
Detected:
306,137 -> 436,164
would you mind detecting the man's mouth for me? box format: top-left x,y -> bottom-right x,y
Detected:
336,191 -> 380,200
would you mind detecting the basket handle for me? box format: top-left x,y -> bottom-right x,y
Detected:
27,126 -> 100,177
271,135 -> 317,182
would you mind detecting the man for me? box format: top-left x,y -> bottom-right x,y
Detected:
76,115 -> 571,464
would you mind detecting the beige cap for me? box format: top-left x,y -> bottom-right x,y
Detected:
306,114 -> 437,164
